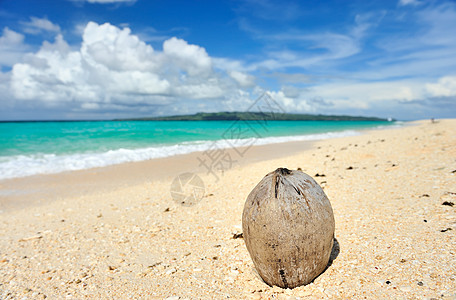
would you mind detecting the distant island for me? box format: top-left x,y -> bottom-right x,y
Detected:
120,112 -> 391,121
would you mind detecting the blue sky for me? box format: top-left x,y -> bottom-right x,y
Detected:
0,0 -> 455,120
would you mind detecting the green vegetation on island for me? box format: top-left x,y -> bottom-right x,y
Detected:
122,112 -> 390,121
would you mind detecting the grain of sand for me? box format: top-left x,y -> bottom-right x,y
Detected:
0,119 -> 455,299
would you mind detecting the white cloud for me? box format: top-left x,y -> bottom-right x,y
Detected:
9,22 -> 251,114
163,37 -> 212,76
21,17 -> 61,35
268,90 -> 312,112
229,70 -> 255,87
213,57 -> 249,72
253,32 -> 361,70
242,12 -> 375,71
4,6 -> 455,120
417,3 -> 456,48
299,80 -> 425,112
272,75 -> 455,118
0,72 -> 13,105
425,76 -> 456,97
0,27 -> 26,67
81,22 -> 159,72
0,27 -> 24,46
356,3 -> 456,83
7,18 -> 452,120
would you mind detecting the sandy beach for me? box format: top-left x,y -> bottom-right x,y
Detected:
1,119 -> 455,299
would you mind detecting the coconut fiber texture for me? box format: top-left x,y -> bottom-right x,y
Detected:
242,168 -> 335,288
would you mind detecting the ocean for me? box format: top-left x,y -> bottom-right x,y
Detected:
0,120 -> 398,180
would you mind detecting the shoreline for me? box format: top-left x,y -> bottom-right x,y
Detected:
0,138 -> 315,212
0,122 -> 403,212
0,119 -> 455,299
0,121 -> 398,182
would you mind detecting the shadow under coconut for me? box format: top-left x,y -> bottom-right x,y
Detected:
326,237 -> 340,268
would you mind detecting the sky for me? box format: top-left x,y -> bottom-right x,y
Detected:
0,0 -> 455,120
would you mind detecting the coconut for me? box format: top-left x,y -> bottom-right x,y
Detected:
242,168 -> 335,288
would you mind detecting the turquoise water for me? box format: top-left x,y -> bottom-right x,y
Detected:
0,120 -> 396,179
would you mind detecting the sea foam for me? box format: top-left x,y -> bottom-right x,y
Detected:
0,130 -> 359,180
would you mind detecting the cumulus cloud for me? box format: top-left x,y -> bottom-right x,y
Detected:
0,27 -> 26,67
229,71 -> 255,87
7,18 -> 453,120
268,90 -> 312,112
0,27 -> 24,46
272,74 -> 456,119
4,10 -> 455,120
21,17 -> 61,35
9,22 -> 255,116
163,37 -> 212,76
425,76 -> 456,97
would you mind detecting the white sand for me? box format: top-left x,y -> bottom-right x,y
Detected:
0,119 -> 455,299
